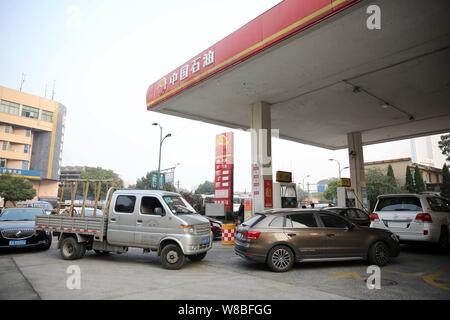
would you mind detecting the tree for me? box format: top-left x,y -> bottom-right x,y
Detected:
195,181 -> 215,195
438,134 -> 450,162
366,168 -> 402,211
79,167 -> 124,199
135,171 -> 157,190
441,164 -> 450,199
179,191 -> 204,212
0,175 -> 36,206
387,165 -> 397,186
405,167 -> 415,193
413,165 -> 426,193
323,178 -> 341,202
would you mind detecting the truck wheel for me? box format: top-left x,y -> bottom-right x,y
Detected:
187,252 -> 207,262
161,244 -> 185,270
438,228 -> 449,253
267,245 -> 294,272
368,241 -> 391,266
60,237 -> 84,260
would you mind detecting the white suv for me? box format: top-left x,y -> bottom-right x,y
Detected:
371,193 -> 450,252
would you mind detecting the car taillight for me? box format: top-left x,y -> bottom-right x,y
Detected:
369,213 -> 380,221
415,213 -> 432,222
244,230 -> 261,240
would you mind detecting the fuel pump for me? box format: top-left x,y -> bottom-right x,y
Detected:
273,171 -> 298,209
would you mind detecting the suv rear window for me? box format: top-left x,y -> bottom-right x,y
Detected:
376,197 -> 422,211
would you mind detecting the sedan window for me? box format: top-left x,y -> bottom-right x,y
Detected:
286,213 -> 317,228
319,213 -> 351,229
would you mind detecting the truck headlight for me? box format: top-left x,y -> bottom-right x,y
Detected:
181,225 -> 195,234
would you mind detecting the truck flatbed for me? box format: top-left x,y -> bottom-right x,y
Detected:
36,215 -> 106,239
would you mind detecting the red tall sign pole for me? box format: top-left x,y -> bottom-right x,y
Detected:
214,132 -> 234,213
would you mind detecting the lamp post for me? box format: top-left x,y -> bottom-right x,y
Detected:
152,123 -> 172,190
329,158 -> 342,179
340,166 -> 349,177
302,174 -> 310,191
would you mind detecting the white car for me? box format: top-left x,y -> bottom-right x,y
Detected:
370,193 -> 450,252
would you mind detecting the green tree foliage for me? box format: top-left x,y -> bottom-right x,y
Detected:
366,168 -> 402,211
195,181 -> 215,195
413,165 -> 426,193
75,167 -> 124,199
387,165 -> 397,186
438,134 -> 450,162
135,171 -> 157,190
441,164 -> 450,199
0,175 -> 36,206
405,167 -> 415,193
323,178 -> 341,201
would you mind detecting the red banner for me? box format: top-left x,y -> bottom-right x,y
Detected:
214,132 -> 234,213
147,0 -> 359,109
264,179 -> 273,209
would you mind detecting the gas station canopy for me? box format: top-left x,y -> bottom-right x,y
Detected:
146,0 -> 450,150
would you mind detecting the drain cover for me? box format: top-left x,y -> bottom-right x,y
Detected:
364,278 -> 398,286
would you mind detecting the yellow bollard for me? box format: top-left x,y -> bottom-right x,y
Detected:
221,223 -> 236,245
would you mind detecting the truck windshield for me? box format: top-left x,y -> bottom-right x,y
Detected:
163,195 -> 196,214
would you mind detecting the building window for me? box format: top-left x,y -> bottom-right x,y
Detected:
1,141 -> 9,151
41,110 -> 53,122
21,105 -> 39,119
26,129 -> 32,137
24,144 -> 30,154
4,126 -> 12,134
22,161 -> 28,170
0,158 -> 6,167
0,100 -> 20,116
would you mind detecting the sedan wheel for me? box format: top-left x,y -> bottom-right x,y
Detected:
267,245 -> 294,272
368,241 -> 391,266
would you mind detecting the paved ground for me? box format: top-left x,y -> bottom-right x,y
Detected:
1,240 -> 449,300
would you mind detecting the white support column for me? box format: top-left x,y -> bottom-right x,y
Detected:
250,101 -> 273,213
347,132 -> 367,209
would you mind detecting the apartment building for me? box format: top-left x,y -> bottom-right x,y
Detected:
0,85 -> 66,201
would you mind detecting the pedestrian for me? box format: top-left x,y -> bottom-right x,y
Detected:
310,203 -> 315,208
238,199 -> 245,224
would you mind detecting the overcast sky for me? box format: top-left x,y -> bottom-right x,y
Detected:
0,0 -> 447,192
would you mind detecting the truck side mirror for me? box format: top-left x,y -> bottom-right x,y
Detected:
155,207 -> 165,216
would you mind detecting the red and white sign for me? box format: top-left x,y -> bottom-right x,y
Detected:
214,132 -> 234,212
264,179 -> 273,209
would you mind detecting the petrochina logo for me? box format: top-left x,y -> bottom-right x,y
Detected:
158,77 -> 167,90
216,135 -> 229,147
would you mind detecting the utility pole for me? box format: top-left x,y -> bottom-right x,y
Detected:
51,80 -> 56,100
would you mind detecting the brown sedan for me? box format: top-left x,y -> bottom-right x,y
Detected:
234,209 -> 400,272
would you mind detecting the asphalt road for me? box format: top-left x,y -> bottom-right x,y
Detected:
0,240 -> 449,300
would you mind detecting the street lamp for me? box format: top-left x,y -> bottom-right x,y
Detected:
329,158 -> 342,179
302,174 -> 310,191
340,166 -> 349,176
153,123 -> 172,190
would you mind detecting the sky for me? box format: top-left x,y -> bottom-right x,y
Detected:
0,0 -> 447,192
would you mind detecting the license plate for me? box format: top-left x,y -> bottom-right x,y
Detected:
388,222 -> 408,228
9,240 -> 26,246
201,236 -> 210,245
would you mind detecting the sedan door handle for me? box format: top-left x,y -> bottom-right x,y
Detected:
137,220 -> 143,224
287,233 -> 297,237
110,218 -> 116,222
